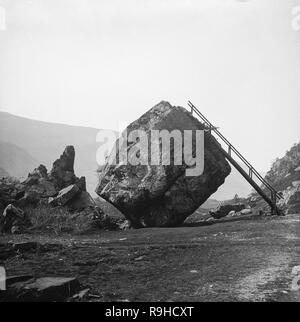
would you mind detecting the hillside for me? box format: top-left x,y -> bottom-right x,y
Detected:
264,142 -> 300,192
264,142 -> 300,214
249,142 -> 300,214
0,141 -> 39,179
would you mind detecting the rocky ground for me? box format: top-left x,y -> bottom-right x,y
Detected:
1,214 -> 299,302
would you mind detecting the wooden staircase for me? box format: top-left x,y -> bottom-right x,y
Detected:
188,101 -> 283,215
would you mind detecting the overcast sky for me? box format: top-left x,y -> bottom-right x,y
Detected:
0,0 -> 299,171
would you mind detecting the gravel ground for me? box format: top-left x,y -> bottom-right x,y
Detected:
1,214 -> 299,301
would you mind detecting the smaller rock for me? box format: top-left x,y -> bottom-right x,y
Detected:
3,276 -> 81,301
49,184 -> 80,206
210,203 -> 246,219
67,191 -> 95,211
72,288 -> 90,300
11,225 -> 21,234
0,204 -> 31,234
134,256 -> 145,261
228,210 -> 236,217
240,208 -> 252,215
118,219 -> 132,230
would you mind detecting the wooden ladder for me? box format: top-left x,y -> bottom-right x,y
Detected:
188,101 -> 283,215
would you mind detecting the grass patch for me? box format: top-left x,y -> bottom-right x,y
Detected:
25,205 -> 96,235
24,205 -> 123,235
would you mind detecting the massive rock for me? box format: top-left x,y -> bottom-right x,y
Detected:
96,101 -> 231,227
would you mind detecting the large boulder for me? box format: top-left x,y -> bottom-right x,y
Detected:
96,101 -> 231,227
279,181 -> 300,214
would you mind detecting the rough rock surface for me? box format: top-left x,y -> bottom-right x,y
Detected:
49,146 -> 80,190
0,204 -> 31,234
249,142 -> 300,214
67,190 -> 95,211
279,181 -> 300,214
49,184 -> 80,206
96,101 -> 231,227
22,164 -> 57,199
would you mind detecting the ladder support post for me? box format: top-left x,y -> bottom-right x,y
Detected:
188,101 -> 281,216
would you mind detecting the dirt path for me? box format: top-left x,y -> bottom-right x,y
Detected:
1,215 -> 299,301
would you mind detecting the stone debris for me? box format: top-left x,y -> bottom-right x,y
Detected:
209,203 -> 245,219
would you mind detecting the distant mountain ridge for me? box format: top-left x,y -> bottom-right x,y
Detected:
0,141 -> 39,179
0,167 -> 10,178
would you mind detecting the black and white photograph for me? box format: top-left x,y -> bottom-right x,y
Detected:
0,0 -> 299,307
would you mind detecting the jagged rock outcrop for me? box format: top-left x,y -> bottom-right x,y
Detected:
0,146 -> 102,234
18,146 -> 87,208
49,146 -> 79,190
96,101 -> 231,227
